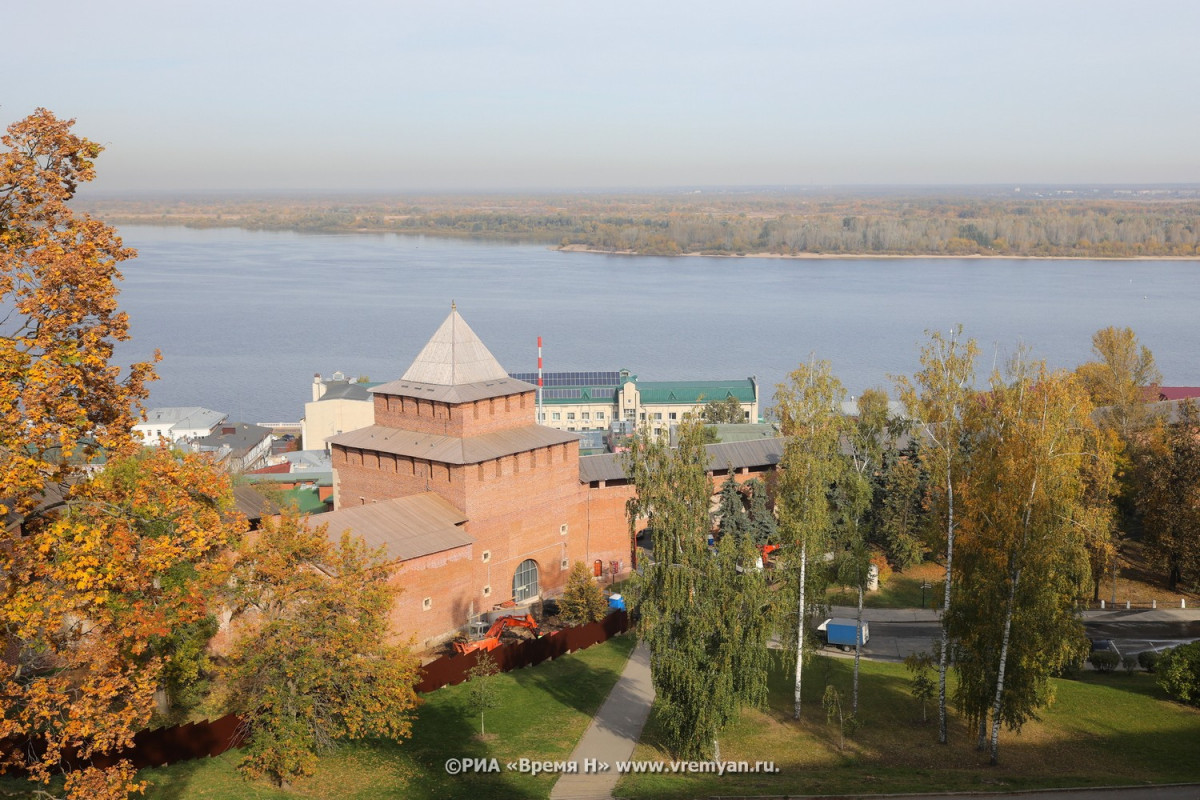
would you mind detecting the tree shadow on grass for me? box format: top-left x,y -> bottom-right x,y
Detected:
402,684 -> 543,800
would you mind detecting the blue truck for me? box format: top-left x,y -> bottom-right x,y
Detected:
818,617 -> 870,650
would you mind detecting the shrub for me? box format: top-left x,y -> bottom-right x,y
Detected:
1157,642 -> 1200,706
1138,649 -> 1161,673
559,561 -> 609,625
1089,650 -> 1120,672
1121,653 -> 1140,673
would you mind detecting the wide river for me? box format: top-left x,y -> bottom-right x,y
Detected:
111,226 -> 1197,424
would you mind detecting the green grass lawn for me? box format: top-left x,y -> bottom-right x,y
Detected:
616,654 -> 1200,799
0,634 -> 636,800
828,561 -> 946,609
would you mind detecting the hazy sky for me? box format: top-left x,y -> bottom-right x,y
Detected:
5,1 -> 1197,191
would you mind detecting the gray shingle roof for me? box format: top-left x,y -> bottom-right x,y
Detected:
318,381 -> 376,402
400,308 -> 511,385
578,438 -> 785,484
369,376 -> 536,404
139,406 -> 225,429
307,492 -> 472,561
195,422 -> 273,458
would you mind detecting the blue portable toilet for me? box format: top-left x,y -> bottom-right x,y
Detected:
608,593 -> 626,611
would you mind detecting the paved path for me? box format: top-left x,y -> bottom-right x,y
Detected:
550,641 -> 653,800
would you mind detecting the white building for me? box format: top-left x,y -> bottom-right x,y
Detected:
135,407 -> 226,445
301,372 -> 378,451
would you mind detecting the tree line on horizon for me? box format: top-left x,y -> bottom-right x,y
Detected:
83,193 -> 1200,258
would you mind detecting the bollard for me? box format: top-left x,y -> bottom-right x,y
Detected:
1126,600 -> 1131,610
1152,599 -> 1157,609
1183,598 -> 1187,609
1100,600 -> 1105,609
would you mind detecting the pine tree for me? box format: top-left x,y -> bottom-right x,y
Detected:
746,478 -> 778,546
716,473 -> 750,543
560,561 -> 609,625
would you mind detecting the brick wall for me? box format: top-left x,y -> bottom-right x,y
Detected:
389,545 -> 478,647
373,390 -> 537,437
333,445 -> 468,510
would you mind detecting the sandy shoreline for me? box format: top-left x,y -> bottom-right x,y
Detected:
553,244 -> 1200,261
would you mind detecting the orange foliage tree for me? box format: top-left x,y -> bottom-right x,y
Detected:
0,109 -> 243,799
0,108 -> 156,519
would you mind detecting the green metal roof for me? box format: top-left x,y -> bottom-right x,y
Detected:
636,380 -> 756,405
281,486 -> 330,514
242,471 -> 333,487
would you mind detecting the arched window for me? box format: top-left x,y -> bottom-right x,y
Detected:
512,559 -> 539,603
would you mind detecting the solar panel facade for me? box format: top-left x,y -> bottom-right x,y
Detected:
509,371 -> 623,387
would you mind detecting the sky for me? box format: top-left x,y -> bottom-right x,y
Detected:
4,1 -> 1198,192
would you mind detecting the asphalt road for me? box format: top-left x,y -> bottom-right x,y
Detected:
830,617 -> 1200,662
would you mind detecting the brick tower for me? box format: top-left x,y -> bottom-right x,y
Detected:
328,307 -> 591,641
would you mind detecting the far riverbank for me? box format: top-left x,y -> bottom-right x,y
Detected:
554,244 -> 1200,261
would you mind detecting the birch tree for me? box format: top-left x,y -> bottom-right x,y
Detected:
833,389 -> 897,714
775,360 -> 844,719
896,326 -> 978,744
948,358 -> 1102,764
627,416 -> 767,757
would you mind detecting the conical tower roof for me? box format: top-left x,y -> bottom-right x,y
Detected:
401,307 -> 510,386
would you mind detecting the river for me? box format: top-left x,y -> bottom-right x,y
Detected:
110,226 -> 1197,423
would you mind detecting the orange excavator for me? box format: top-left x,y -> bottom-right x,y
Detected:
452,613 -> 541,655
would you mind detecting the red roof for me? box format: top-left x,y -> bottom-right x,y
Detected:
247,462 -> 290,474
1147,387 -> 1200,402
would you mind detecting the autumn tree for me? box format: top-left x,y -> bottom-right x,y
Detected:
0,110 -> 241,800
1,449 -> 244,798
1074,326 -> 1159,592
1075,326 -> 1162,438
559,561 -> 608,625
0,109 -> 156,520
1137,400 -> 1200,590
775,359 -> 844,719
948,358 -> 1101,764
627,415 -> 767,758
222,511 -> 420,788
896,326 -> 978,744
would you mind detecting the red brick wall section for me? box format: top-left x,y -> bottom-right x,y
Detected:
373,390 -> 537,437
458,442 -> 590,605
333,445 -> 468,510
390,545 -> 479,647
